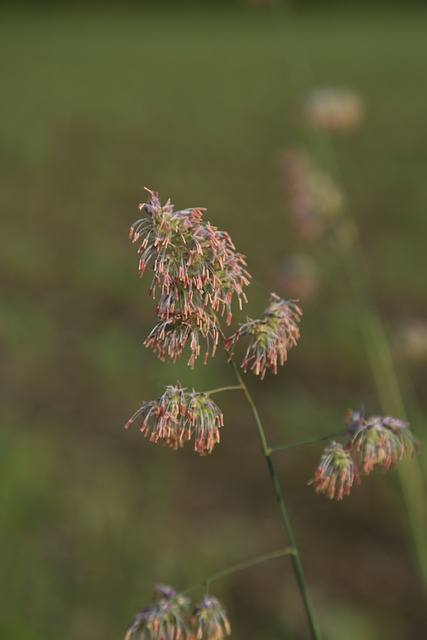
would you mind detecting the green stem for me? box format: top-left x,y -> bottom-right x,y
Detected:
270,430 -> 345,454
206,385 -> 243,396
229,359 -> 322,640
183,548 -> 296,596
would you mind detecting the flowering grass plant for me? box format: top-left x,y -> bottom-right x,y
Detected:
122,189 -> 419,640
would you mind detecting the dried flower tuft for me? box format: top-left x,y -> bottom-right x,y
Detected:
130,189 -> 250,366
309,407 -> 420,499
125,587 -> 231,640
124,585 -> 190,640
144,310 -> 220,368
225,293 -> 302,379
192,596 -> 231,640
308,442 -> 358,500
125,384 -> 224,456
345,407 -> 420,475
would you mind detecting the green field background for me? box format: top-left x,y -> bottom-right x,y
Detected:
1,3 -> 427,639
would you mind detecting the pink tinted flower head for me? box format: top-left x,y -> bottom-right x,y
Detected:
130,189 -> 251,332
225,293 -> 302,379
124,385 -> 224,456
124,587 -> 231,640
345,407 -> 419,475
309,407 -> 420,500
307,441 -> 358,500
144,309 -> 220,368
192,596 -> 231,640
124,584 -> 190,640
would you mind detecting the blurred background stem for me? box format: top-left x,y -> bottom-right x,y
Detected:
334,232 -> 427,589
274,0 -> 427,593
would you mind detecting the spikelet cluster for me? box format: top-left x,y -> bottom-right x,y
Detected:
308,407 -> 419,500
125,586 -> 231,640
225,293 -> 302,379
192,597 -> 231,640
124,585 -> 190,640
345,407 -> 419,476
307,442 -> 359,501
124,384 -> 224,456
130,189 -> 250,367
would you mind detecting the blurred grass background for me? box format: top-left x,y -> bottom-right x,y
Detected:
1,2 -> 427,639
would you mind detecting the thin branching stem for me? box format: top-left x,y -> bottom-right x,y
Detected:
229,358 -> 322,640
270,430 -> 345,454
183,547 -> 296,596
206,385 -> 243,396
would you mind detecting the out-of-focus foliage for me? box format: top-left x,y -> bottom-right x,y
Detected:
1,3 -> 427,639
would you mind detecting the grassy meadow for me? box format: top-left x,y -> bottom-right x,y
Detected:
1,3 -> 427,639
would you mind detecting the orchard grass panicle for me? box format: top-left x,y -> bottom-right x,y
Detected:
192,596 -> 231,640
124,585 -> 190,640
144,309 -> 220,367
124,188 -> 421,639
124,587 -> 231,640
308,407 -> 420,499
225,293 -> 302,379
345,407 -> 420,475
308,441 -> 358,500
130,189 -> 250,366
124,384 -> 224,456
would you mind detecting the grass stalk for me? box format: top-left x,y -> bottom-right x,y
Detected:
230,360 -> 323,640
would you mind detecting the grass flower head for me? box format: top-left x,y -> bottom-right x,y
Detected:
308,441 -> 357,500
345,407 -> 419,475
144,310 -> 220,368
192,596 -> 231,640
125,385 -> 224,455
225,293 -> 302,379
309,407 -> 420,499
130,189 -> 251,366
124,585 -> 190,640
